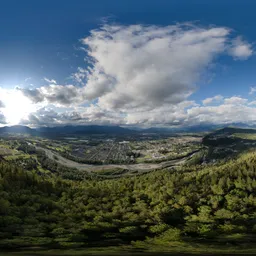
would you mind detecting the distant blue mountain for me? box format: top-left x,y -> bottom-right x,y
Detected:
36,125 -> 136,135
0,125 -> 37,135
142,124 -> 224,133
1,123 -> 256,136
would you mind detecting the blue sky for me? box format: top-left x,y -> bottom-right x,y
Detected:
0,0 -> 256,127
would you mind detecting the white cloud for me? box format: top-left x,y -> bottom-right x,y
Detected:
123,98 -> 256,127
0,100 -> 5,108
24,77 -> 32,82
72,67 -> 87,83
224,96 -> 248,105
15,23 -> 255,127
17,94 -> 256,128
229,37 -> 253,60
20,105 -> 125,127
202,95 -> 223,105
248,101 -> 256,106
80,24 -> 231,111
249,86 -> 256,95
44,77 -> 57,84
186,103 -> 256,126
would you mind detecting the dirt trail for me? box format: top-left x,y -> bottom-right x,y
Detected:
36,145 -> 199,172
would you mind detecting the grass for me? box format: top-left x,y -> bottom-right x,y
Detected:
2,243 -> 256,256
0,143 -> 16,154
4,153 -> 31,161
233,133 -> 256,140
0,147 -> 15,156
0,143 -> 27,160
0,140 -> 34,161
54,145 -> 71,152
136,158 -> 146,163
136,154 -> 153,163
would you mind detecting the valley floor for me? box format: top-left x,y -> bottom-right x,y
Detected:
34,145 -> 200,173
2,128 -> 256,254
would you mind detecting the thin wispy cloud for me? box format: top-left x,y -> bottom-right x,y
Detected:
249,86 -> 256,95
44,78 -> 57,85
24,77 -> 32,82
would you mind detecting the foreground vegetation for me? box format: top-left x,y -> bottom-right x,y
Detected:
1,146 -> 256,254
1,244 -> 256,255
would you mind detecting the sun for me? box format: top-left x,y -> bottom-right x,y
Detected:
1,89 -> 35,125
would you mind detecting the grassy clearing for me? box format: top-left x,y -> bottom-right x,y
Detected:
4,154 -> 30,161
136,154 -> 153,163
0,143 -> 24,160
0,147 -> 15,155
233,133 -> 256,140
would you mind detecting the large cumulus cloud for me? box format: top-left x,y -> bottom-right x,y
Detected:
77,24 -> 252,112
20,106 -> 125,127
15,23 -> 255,127
19,96 -> 256,128
80,24 -> 229,111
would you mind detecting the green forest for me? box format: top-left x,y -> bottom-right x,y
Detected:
1,150 -> 256,254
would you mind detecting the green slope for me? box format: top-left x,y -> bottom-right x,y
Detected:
1,150 -> 256,253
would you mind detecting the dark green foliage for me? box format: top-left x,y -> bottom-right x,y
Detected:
17,142 -> 36,154
1,151 -> 256,249
35,149 -> 89,180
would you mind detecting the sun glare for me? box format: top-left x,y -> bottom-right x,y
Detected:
1,89 -> 34,125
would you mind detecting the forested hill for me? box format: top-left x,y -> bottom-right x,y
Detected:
207,126 -> 256,136
0,125 -> 37,135
1,150 -> 256,252
1,125 -> 256,137
202,126 -> 256,146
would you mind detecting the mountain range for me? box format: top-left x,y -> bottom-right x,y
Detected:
0,123 -> 256,136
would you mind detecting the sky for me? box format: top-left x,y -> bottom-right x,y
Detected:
0,0 -> 256,127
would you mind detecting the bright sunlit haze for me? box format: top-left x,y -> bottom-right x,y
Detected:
0,88 -> 36,125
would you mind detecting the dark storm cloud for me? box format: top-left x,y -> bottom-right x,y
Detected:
19,85 -> 84,106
